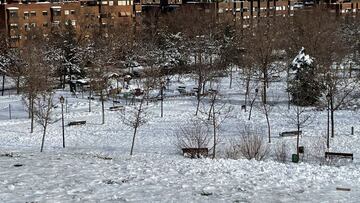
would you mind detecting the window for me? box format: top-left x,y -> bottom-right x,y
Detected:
52,21 -> 60,26
9,10 -> 18,18
71,20 -> 76,26
109,1 -> 114,6
30,11 -> 36,17
43,22 -> 48,27
24,23 -> 30,30
42,11 -> 48,16
10,23 -> 18,29
52,8 -> 61,16
10,35 -> 20,39
24,11 -> 29,19
70,10 -> 76,15
118,0 -> 126,5
64,10 -> 69,15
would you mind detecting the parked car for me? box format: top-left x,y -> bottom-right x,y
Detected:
293,2 -> 304,9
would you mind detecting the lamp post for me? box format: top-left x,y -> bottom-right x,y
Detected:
326,93 -> 330,149
60,96 -> 65,148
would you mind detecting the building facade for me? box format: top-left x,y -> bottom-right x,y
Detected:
0,0 -> 141,46
1,0 -> 359,47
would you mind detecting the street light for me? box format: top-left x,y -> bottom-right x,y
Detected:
326,93 -> 330,149
60,96 -> 65,148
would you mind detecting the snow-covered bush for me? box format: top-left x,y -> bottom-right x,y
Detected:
238,131 -> 269,161
175,118 -> 211,150
274,141 -> 288,163
303,136 -> 327,163
225,127 -> 269,161
224,139 -> 241,159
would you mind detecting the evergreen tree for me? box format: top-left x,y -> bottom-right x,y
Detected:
288,48 -> 323,106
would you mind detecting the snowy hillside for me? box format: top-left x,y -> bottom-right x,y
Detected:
1,74 -> 360,202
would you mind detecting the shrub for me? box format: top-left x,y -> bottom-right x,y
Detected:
175,119 -> 211,149
225,127 -> 269,161
274,141 -> 288,163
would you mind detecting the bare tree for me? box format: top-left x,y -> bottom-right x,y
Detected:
199,83 -> 233,159
323,69 -> 359,140
120,65 -> 159,156
121,94 -> 149,156
286,105 -> 312,156
247,86 -> 259,120
243,17 -> 286,104
21,33 -> 51,133
259,101 -> 273,143
34,92 -> 58,152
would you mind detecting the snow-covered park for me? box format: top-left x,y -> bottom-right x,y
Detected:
1,71 -> 360,202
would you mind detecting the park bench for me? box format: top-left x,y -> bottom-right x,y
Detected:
109,106 -> 125,111
177,86 -> 186,94
68,121 -> 86,126
279,131 -> 302,137
325,152 -> 353,160
182,148 -> 208,158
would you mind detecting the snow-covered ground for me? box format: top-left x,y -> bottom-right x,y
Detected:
1,73 -> 360,202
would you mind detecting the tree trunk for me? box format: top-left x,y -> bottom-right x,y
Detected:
16,76 -> 20,95
101,90 -> 105,124
1,74 -> 5,96
296,123 -> 300,156
212,105 -> 216,159
89,90 -> 92,113
195,97 -> 201,116
265,112 -> 271,143
195,79 -> 202,116
331,109 -> 335,138
63,73 -> 66,89
130,98 -> 144,156
244,76 -> 250,112
330,97 -> 334,138
30,97 -> 34,133
130,125 -> 138,156
40,125 -> 47,152
248,94 -> 257,121
262,68 -> 267,104
229,66 -> 233,89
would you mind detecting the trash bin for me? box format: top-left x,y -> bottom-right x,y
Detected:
298,146 -> 304,154
292,154 -> 299,163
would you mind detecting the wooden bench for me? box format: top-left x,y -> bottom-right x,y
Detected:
279,131 -> 302,137
68,121 -> 86,126
325,152 -> 353,160
182,148 -> 208,158
109,106 -> 125,111
177,86 -> 186,94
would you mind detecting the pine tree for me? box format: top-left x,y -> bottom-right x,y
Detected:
288,48 -> 323,106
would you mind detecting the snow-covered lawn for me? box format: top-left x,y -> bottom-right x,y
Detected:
1,152 -> 360,202
1,75 -> 360,202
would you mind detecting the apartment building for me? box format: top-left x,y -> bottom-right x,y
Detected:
217,0 -> 295,19
0,0 -> 140,47
335,0 -> 360,14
